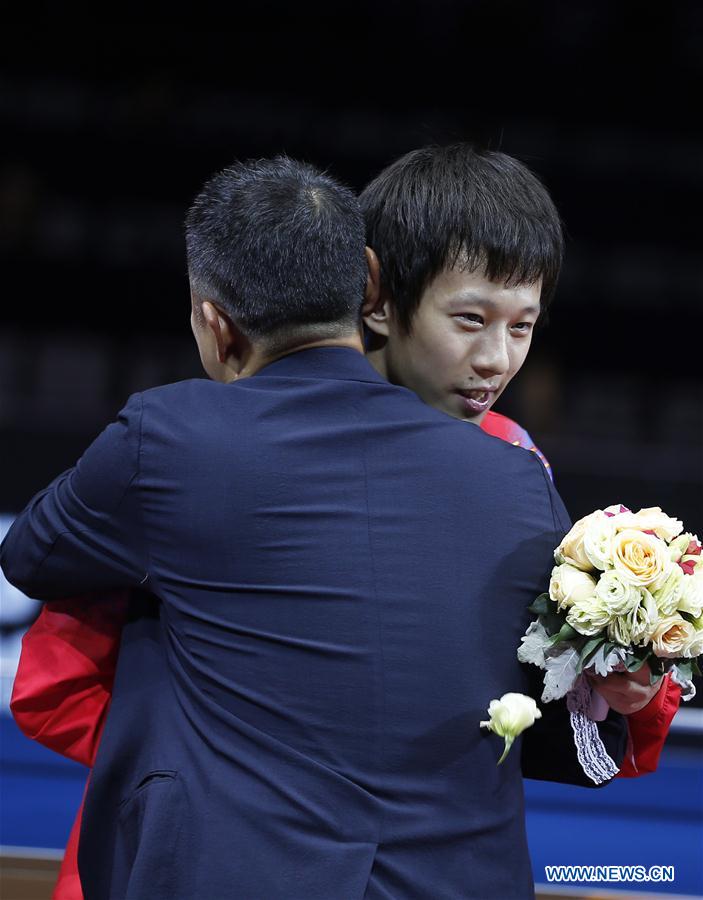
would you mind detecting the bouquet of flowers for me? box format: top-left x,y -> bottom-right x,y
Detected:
518,505 -> 703,704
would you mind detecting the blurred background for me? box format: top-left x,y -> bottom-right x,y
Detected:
1,5 -> 702,898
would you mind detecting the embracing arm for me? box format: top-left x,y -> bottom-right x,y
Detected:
0,394 -> 148,600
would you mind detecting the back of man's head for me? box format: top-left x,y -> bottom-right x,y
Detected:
185,156 -> 367,345
359,143 -> 564,333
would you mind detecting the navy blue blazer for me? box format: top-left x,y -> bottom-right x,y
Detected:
1,348 -> 626,899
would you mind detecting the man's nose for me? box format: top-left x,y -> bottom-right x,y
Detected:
470,331 -> 510,377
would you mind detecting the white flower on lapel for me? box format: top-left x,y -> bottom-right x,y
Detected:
480,693 -> 542,764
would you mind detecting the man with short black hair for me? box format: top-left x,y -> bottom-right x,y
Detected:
361,143 -> 562,424
3,154 -> 625,900
185,156 -> 370,371
359,142 -> 675,767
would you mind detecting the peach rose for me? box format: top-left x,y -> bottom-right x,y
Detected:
612,529 -> 670,586
651,615 -> 696,658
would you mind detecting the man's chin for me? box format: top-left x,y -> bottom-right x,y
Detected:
438,400 -> 488,425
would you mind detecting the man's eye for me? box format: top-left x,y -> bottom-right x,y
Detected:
512,322 -> 533,333
456,314 -> 483,325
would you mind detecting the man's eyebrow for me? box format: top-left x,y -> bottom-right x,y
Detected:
447,293 -> 540,316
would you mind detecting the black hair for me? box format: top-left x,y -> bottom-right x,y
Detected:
359,144 -> 564,333
185,156 -> 367,341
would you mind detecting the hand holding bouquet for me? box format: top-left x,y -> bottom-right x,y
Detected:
518,505 -> 703,704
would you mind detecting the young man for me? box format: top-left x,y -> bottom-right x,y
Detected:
359,142 -> 679,746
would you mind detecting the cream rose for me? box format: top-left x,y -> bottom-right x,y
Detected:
480,693 -> 542,764
651,615 -> 697,658
555,514 -> 599,572
677,572 -> 703,619
611,529 -> 670,586
549,564 -> 598,610
607,589 -> 658,646
682,624 -> 703,659
651,565 -> 686,616
594,570 -> 642,616
583,513 -> 617,571
566,595 -> 611,636
613,507 -> 683,543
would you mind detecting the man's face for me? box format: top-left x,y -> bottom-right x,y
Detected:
380,268 -> 541,424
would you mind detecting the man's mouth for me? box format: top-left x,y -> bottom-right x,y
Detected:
463,389 -> 491,402
456,388 -> 497,415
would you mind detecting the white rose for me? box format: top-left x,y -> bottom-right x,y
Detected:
549,564 -> 598,611
677,572 -> 703,619
555,514 -> 599,572
612,529 -> 670,586
607,589 -> 659,646
651,615 -> 696,658
566,595 -> 611,636
613,507 -> 683,543
480,693 -> 542,764
682,624 -> 703,659
651,565 -> 686,616
583,512 -> 617,571
594,570 -> 642,616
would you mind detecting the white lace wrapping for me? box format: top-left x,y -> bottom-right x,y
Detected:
566,674 -> 620,785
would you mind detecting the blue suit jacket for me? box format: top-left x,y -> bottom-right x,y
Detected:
1,348 -> 626,899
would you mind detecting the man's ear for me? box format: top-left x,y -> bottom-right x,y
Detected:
201,301 -> 251,371
362,246 -> 392,337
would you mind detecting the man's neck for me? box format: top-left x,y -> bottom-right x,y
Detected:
364,345 -> 388,381
231,332 -> 366,380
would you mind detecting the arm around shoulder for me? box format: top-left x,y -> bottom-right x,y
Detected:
0,394 -> 148,600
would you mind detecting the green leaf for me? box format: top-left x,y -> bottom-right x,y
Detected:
624,654 -> 649,673
675,660 -> 693,681
601,641 -> 616,659
576,636 -> 606,674
692,658 -> 702,677
548,623 -> 579,645
539,605 -> 568,638
528,594 -> 550,616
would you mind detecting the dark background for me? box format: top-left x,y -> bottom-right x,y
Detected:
2,4 -> 701,528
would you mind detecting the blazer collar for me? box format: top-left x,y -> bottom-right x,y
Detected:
251,346 -> 388,385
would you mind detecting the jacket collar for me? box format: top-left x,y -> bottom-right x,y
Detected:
250,346 -> 388,385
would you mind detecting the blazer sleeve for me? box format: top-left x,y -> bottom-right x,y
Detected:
0,394 -> 149,600
519,458 -> 629,786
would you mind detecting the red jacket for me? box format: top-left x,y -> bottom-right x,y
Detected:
9,411 -> 680,900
